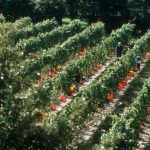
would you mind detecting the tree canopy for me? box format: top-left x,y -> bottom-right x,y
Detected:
0,0 -> 150,31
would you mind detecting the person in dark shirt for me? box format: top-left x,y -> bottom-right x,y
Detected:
116,42 -> 124,57
136,54 -> 141,70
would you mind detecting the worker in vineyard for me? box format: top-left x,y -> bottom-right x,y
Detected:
75,70 -> 81,92
116,42 -> 124,57
136,54 -> 141,70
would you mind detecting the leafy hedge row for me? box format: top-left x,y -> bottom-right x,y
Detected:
15,19 -> 86,56
14,18 -> 58,43
20,21 -> 104,76
35,23 -> 134,102
13,17 -> 32,29
15,21 -> 104,109
93,78 -> 150,150
53,23 -> 134,94
0,17 -> 31,37
41,30 -> 150,149
0,17 -> 32,44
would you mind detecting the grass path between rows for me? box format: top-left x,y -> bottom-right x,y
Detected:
132,115 -> 150,150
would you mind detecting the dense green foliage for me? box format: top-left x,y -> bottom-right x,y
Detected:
41,30 -> 150,150
30,23 -> 134,104
0,18 -> 35,150
0,0 -> 150,31
94,78 -> 150,150
15,19 -> 86,56
0,2 -> 149,148
14,18 -> 58,43
20,21 -> 104,78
